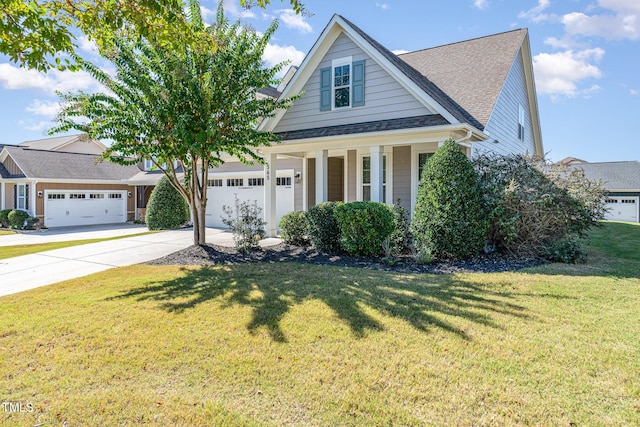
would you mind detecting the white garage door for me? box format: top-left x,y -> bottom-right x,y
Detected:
205,172 -> 294,230
45,190 -> 127,227
605,197 -> 638,222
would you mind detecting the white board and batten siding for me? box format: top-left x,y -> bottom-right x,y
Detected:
473,50 -> 537,157
44,190 -> 127,227
273,33 -> 434,134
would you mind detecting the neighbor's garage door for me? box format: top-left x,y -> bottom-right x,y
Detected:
45,190 -> 127,227
605,197 -> 638,222
205,173 -> 294,229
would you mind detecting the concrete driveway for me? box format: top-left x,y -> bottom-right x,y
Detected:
0,225 -> 280,298
0,223 -> 151,247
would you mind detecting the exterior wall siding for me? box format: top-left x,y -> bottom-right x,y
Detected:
473,49 -> 537,157
35,183 -> 133,221
58,140 -> 104,154
273,33 -> 433,133
393,146 -> 411,211
347,150 -> 357,202
307,158 -> 316,207
2,156 -> 22,175
327,157 -> 344,202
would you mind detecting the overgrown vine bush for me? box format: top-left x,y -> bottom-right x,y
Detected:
473,154 -> 607,262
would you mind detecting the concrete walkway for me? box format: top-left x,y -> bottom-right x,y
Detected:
0,225 -> 281,298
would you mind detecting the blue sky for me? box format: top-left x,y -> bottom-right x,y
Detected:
1,0 -> 639,162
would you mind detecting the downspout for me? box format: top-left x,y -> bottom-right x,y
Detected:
454,128 -> 473,148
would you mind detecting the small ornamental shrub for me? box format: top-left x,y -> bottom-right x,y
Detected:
24,216 -> 40,230
279,211 -> 308,245
334,201 -> 395,257
473,154 -> 607,260
0,209 -> 11,227
145,176 -> 190,230
306,201 -> 342,253
410,138 -> 488,260
222,197 -> 266,252
8,210 -> 30,229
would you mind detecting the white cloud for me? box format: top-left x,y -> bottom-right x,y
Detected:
0,63 -> 101,94
278,9 -> 312,33
392,49 -> 409,55
376,2 -> 390,10
76,35 -> 98,54
562,10 -> 640,40
518,0 -> 552,23
263,43 -> 306,76
533,48 -> 605,98
473,0 -> 490,10
25,99 -> 61,118
18,119 -> 50,132
631,89 -> 639,95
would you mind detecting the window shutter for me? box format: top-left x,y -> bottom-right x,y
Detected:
319,67 -> 331,111
352,60 -> 365,107
13,185 -> 17,209
25,184 -> 29,210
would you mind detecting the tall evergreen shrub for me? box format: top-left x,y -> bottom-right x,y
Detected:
410,138 -> 487,260
145,176 -> 190,230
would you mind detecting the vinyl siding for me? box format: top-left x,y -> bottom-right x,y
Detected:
57,140 -> 104,154
307,158 -> 316,207
2,155 -> 23,176
327,157 -> 344,202
474,50 -> 536,157
347,150 -> 357,202
393,146 -> 411,211
274,33 -> 433,133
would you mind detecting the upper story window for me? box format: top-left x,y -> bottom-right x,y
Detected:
320,57 -> 365,111
518,104 -> 525,141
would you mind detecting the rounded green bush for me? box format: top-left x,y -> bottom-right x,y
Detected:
279,211 -> 308,245
145,176 -> 190,230
8,209 -> 30,229
335,201 -> 395,257
410,138 -> 488,260
0,209 -> 12,227
306,201 -> 342,253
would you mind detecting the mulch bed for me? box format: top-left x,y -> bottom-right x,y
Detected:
146,243 -> 543,274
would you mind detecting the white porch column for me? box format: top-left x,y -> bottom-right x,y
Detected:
0,182 -> 4,210
264,152 -> 277,237
370,146 -> 384,203
315,150 -> 328,204
302,155 -> 308,211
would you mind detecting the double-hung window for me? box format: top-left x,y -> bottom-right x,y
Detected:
362,156 -> 387,202
518,104 -> 526,141
320,57 -> 366,111
16,184 -> 27,210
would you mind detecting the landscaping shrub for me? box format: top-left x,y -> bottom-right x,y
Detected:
279,211 -> 308,245
334,201 -> 395,257
0,209 -> 11,227
222,197 -> 266,252
145,176 -> 190,230
306,201 -> 342,253
473,154 -> 607,260
410,138 -> 488,260
8,210 -> 30,229
24,216 -> 40,230
389,200 -> 413,256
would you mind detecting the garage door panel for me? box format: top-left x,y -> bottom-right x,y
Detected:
605,197 -> 638,222
45,191 -> 127,227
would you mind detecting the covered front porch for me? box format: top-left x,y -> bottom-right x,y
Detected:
261,124 -> 486,237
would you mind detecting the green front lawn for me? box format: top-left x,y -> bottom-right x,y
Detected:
1,222 -> 639,425
0,231 -> 155,260
0,229 -> 15,236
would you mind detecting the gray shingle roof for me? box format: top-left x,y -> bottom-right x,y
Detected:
3,146 -> 140,181
257,86 -> 281,98
569,161 -> 640,190
398,28 -> 528,129
18,135 -> 84,151
340,16 -> 484,130
276,114 -> 448,141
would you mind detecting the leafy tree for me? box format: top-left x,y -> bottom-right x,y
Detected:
145,176 -> 190,229
410,138 -> 487,260
50,1 -> 297,245
0,0 -> 304,72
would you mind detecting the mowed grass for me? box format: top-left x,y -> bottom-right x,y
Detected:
0,231 -> 155,260
0,229 -> 15,236
1,223 -> 639,425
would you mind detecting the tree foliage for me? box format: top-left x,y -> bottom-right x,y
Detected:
50,1 -> 297,245
410,138 -> 488,260
0,0 -> 304,72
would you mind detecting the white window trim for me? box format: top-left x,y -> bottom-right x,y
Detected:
518,104 -> 526,142
16,183 -> 27,210
331,56 -> 353,110
356,148 -> 393,204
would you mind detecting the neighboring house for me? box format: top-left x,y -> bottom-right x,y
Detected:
212,14 -> 543,236
0,135 -> 141,227
560,158 -> 640,223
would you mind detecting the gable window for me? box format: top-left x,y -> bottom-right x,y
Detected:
362,156 -> 387,202
518,104 -> 525,141
320,58 -> 365,111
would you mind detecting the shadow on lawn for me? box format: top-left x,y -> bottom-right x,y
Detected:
112,263 -> 535,342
